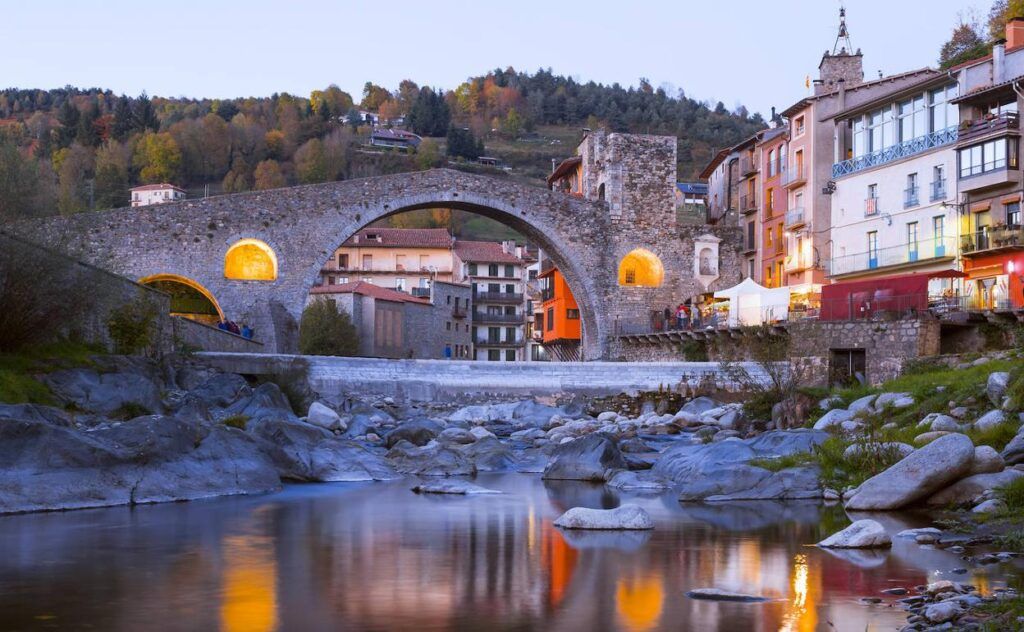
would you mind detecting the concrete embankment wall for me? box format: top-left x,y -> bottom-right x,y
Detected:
196,352 -> 770,403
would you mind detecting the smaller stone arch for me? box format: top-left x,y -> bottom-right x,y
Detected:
225,238 -> 278,281
138,273 -> 224,324
617,249 -> 664,287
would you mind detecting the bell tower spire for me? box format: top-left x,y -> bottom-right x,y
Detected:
832,6 -> 854,55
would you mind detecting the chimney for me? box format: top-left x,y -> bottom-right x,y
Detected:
994,40 -> 1006,83
1008,17 -> 1024,50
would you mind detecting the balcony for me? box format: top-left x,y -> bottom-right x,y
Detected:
540,288 -> 555,302
903,186 -> 920,209
956,112 -> 1019,145
832,126 -> 958,178
784,207 -> 806,228
958,162 -> 1022,194
930,179 -> 947,202
785,253 -> 813,272
961,225 -> 1024,256
782,166 -> 806,189
473,291 -> 523,303
452,306 -> 467,319
740,193 -> 758,214
864,196 -> 880,217
739,157 -> 758,177
742,238 -> 757,255
472,312 -> 523,324
410,287 -> 431,298
829,235 -> 956,278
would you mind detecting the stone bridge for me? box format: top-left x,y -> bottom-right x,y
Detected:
11,134 -> 742,359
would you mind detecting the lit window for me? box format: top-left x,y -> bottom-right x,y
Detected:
224,239 -> 278,281
617,249 -> 664,287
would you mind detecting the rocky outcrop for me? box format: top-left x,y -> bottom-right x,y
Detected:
411,480 -> 500,495
383,418 -> 444,448
553,504 -> 653,530
844,434 -> 976,511
541,434 -> 626,481
386,441 -> 475,476
924,469 -> 1024,507
0,410 -> 281,514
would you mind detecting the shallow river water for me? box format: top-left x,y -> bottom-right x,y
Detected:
0,473 -> 1020,632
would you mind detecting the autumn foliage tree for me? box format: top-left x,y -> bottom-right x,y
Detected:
134,132 -> 182,183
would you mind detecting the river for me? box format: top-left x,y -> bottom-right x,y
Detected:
0,474 -> 1019,631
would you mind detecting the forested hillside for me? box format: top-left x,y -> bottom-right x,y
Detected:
0,68 -> 763,220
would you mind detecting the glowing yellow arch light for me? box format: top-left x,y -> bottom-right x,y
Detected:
225,239 -> 278,281
617,248 -> 664,287
138,273 -> 225,321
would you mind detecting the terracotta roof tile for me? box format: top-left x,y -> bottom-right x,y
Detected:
453,240 -> 522,264
342,228 -> 453,249
309,280 -> 430,303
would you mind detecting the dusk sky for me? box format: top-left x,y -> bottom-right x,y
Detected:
2,0 -> 986,118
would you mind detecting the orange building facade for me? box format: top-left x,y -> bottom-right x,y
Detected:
758,128 -> 788,288
537,267 -> 581,360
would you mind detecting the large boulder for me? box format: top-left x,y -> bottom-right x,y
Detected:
247,416 -> 394,481
704,466 -> 821,501
383,418 -> 444,448
541,434 -> 626,481
924,469 -> 1024,507
844,433 -> 976,511
818,519 -> 891,548
187,373 -> 250,408
307,401 -> 344,431
679,397 -> 720,416
813,408 -> 853,430
970,445 -> 1005,474
553,504 -> 653,530
0,412 -> 280,514
987,371 -> 1010,406
386,441 -> 475,476
975,409 -> 1006,432
223,383 -> 298,424
847,395 -> 877,416
456,436 -> 517,472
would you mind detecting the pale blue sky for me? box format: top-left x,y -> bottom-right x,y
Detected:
0,0 -> 986,118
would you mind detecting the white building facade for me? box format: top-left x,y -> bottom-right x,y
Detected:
130,184 -> 185,207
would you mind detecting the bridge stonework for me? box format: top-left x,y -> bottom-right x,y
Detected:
12,133 -> 742,359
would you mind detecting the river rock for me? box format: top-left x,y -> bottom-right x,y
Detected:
705,465 -> 821,501
876,392 -> 913,409
843,442 -> 914,460
975,409 -> 1006,431
223,383 -> 298,424
437,427 -> 477,445
307,402 -> 343,430
1004,428 -> 1024,465
387,441 -> 475,476
679,397 -> 720,416
186,373 -> 250,408
469,426 -> 497,440
541,434 -> 626,481
607,471 -> 672,492
456,436 -> 517,472
248,417 -> 396,481
818,519 -> 891,548
848,395 -> 877,416
924,601 -> 963,624
972,498 -> 1006,513
813,408 -> 853,430
913,431 -> 954,445
411,480 -> 500,495
924,469 -> 1024,506
42,365 -> 164,417
988,371 -> 1010,406
970,445 -> 1005,474
553,504 -> 653,530
685,588 -> 766,602
383,418 -> 444,448
923,413 -> 960,432
844,433 -> 975,510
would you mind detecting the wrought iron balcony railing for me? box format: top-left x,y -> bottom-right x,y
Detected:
930,179 -> 947,202
961,225 -> 1024,255
785,207 -> 806,227
832,126 -> 958,178
473,291 -> 523,303
864,196 -> 879,217
957,112 -> 1019,145
904,186 -> 920,208
472,312 -> 523,324
782,165 -> 806,188
740,193 -> 758,213
829,235 -> 956,276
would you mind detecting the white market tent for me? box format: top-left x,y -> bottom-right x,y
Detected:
712,278 -> 791,327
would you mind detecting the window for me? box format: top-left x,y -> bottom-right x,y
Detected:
746,221 -> 755,250
959,139 -> 1016,177
446,321 -> 451,331
327,275 -> 335,285
907,222 -> 919,261
747,259 -> 755,278
362,254 -> 372,270
765,266 -> 773,286
928,85 -> 958,132
905,173 -> 919,207
1008,202 -> 1021,227
932,165 -> 946,200
338,253 -> 349,268
488,264 -> 499,277
867,183 -> 878,199
898,96 -> 927,142
766,227 -> 773,247
795,115 -> 805,136
505,327 -> 516,342
468,263 -> 478,275
933,216 -> 944,239
395,278 -> 406,291
505,283 -> 515,294
395,254 -> 406,271
546,307 -> 554,331
867,231 -> 878,268
776,262 -> 784,282
505,350 -> 516,361
765,187 -> 774,215
446,295 -> 451,304
487,349 -> 500,361
504,264 -> 514,277
768,149 -> 776,177
339,276 -> 348,284
566,308 -> 580,320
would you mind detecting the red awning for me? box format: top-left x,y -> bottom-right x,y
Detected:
927,269 -> 967,279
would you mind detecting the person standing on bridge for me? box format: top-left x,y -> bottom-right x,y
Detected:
662,306 -> 671,331
675,304 -> 688,330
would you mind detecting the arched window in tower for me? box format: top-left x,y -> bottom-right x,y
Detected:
617,249 -> 664,287
597,183 -> 606,201
698,247 -> 718,276
224,239 -> 278,281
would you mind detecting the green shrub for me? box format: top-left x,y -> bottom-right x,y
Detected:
998,476 -> 1024,513
107,298 -> 158,355
680,339 -> 708,362
222,414 -> 249,430
814,435 -> 907,491
298,300 -> 359,356
1006,368 -> 1024,411
967,422 -> 1021,452
0,369 -> 52,404
111,402 -> 151,420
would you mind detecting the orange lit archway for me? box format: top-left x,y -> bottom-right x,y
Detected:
138,273 -> 224,324
617,249 -> 664,287
225,239 -> 278,281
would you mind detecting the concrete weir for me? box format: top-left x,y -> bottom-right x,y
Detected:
196,353 -> 770,403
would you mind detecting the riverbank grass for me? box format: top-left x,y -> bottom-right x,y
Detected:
0,341 -> 102,405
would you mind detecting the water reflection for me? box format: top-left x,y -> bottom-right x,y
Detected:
0,474 -> 1019,631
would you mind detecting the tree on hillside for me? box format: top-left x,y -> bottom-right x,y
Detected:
76,104 -> 101,147
988,0 -> 1024,39
446,126 -> 483,160
111,95 -> 134,141
56,100 -> 80,148
940,20 -> 990,69
295,138 -> 329,184
53,143 -> 94,215
253,159 -> 285,190
408,87 -> 450,137
134,132 -> 181,183
360,82 -> 391,111
93,140 -> 131,209
298,300 -> 359,356
132,93 -> 159,133
346,108 -> 363,131
0,133 -> 52,219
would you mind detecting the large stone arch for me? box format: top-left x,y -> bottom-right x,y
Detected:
9,169 -> 618,358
